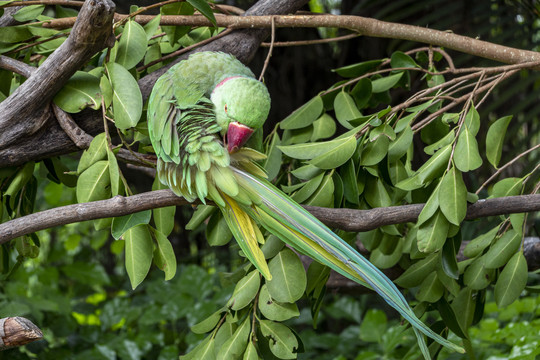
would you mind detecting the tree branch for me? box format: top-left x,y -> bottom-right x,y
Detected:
0,191 -> 538,244
0,0 -> 116,150
44,13 -> 540,67
0,317 -> 43,350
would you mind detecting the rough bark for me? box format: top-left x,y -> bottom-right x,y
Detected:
0,0 -> 309,168
0,317 -> 43,350
0,0 -> 116,151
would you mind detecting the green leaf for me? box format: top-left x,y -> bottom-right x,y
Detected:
417,181 -> 440,225
13,5 -> 44,21
243,341 -> 258,360
388,125 -> 412,161
494,252 -> 527,307
395,252 -> 438,288
266,249 -> 307,303
484,230 -> 521,269
106,62 -> 143,129
417,144 -> 453,183
280,95 -> 323,130
463,225 -> 499,258
341,160 -> 359,204
291,164 -> 323,181
107,148 -> 121,197
334,90 -> 361,129
76,161 -> 111,203
390,51 -> 418,68
180,335 -> 215,360
416,272 -> 444,303
264,132 -> 282,181
309,135 -> 357,169
464,256 -> 494,290
464,105 -> 480,136
78,133 -> 107,174
491,177 -> 523,198
417,210 -> 449,253
217,316 -> 250,360
227,269 -> 260,311
152,229 -> 177,281
439,167 -> 467,225
454,126 -> 482,172
116,20 -> 148,70
424,130 -> 455,156
359,309 -> 387,342
369,236 -> 403,269
304,173 -> 334,208
360,134 -> 389,166
191,308 -> 224,334
371,72 -> 403,93
486,115 -> 512,168
333,59 -> 383,77
4,161 -> 34,197
206,211 -> 232,246
291,172 -> 324,203
451,287 -> 476,334
261,235 -> 285,259
0,26 -> 33,44
124,225 -> 153,289
258,284 -> 300,321
279,135 -> 356,161
143,13 -> 162,40
364,176 -> 391,208
111,210 -> 151,240
259,320 -> 298,359
311,114 -> 336,141
152,177 -> 176,236
161,3 -> 193,45
350,78 -> 372,109
186,205 -> 215,230
53,71 -> 101,113
187,0 -> 216,27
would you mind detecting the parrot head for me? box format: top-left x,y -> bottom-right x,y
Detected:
211,76 -> 271,153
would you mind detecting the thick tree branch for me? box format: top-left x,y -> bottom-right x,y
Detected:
0,0 -> 116,150
0,191 -> 538,244
0,0 -> 308,167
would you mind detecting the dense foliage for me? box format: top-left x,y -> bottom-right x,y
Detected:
0,0 -> 539,359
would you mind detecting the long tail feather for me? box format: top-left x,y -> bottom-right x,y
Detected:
219,193 -> 272,280
232,167 -> 464,355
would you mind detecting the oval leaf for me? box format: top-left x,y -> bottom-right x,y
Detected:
227,269 -> 260,311
494,251 -> 527,307
279,135 -> 356,161
438,167 -> 467,225
116,20 -> 148,69
280,95 -> 323,130
111,210 -> 152,240
153,229 -> 177,281
266,249 -> 307,303
486,115 -> 512,168
309,135 -> 357,169
76,160 -> 111,203
258,284 -> 300,321
124,224 -> 153,289
259,320 -> 298,359
106,62 -> 143,129
54,71 -> 101,113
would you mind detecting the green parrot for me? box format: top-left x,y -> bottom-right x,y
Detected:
147,51 -> 464,358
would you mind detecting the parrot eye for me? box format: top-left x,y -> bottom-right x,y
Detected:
224,104 -> 228,113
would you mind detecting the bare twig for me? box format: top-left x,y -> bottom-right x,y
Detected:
260,32 -> 359,47
259,15 -> 275,81
476,143 -> 540,194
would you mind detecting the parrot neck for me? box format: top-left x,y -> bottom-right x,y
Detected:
213,76 -> 243,92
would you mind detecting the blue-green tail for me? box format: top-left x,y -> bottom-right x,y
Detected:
232,167 -> 464,358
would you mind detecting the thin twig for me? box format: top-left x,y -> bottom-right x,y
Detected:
260,33 -> 359,47
259,16 -> 275,81
476,143 -> 540,194
137,28 -> 234,72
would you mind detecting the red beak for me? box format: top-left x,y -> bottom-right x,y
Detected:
227,122 -> 254,153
